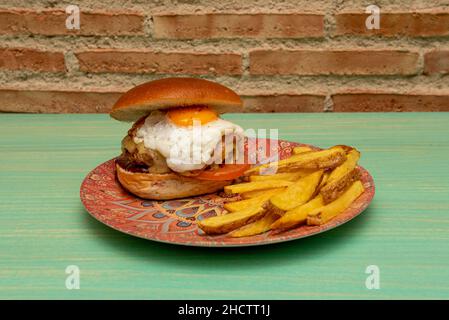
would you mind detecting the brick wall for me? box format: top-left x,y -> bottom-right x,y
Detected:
0,0 -> 448,113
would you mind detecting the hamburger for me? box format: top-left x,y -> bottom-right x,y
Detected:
111,77 -> 249,200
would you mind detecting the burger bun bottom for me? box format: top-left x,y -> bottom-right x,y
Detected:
116,164 -> 232,200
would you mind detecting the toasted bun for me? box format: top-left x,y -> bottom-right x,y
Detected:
116,164 -> 231,200
111,77 -> 243,122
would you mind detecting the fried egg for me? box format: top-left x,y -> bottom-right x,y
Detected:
134,107 -> 244,173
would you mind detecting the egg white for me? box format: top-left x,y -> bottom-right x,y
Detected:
134,111 -> 244,173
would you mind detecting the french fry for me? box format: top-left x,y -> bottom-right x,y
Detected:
241,187 -> 286,199
307,180 -> 365,226
245,147 -> 347,175
332,145 -> 354,154
224,180 -> 292,195
197,206 -> 266,235
320,168 -> 361,204
224,189 -> 282,212
229,213 -> 279,238
269,170 -> 323,212
292,146 -> 313,155
244,153 -> 303,175
318,171 -> 330,190
320,149 -> 361,204
249,170 -> 315,182
224,197 -> 263,212
326,149 -> 360,183
270,195 -> 324,230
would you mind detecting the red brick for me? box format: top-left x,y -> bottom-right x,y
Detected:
0,48 -> 66,72
242,94 -> 325,112
249,50 -> 419,75
424,51 -> 449,75
75,50 -> 242,75
0,8 -> 144,36
335,11 -> 449,37
332,92 -> 449,112
154,13 -> 324,39
0,89 -> 122,113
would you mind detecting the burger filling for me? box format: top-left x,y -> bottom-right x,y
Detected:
116,107 -> 247,179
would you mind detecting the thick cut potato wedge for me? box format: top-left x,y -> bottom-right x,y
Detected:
245,147 -> 347,175
326,149 -> 360,183
318,171 -> 330,191
224,180 -> 292,195
224,197 -> 264,212
308,180 -> 365,226
269,170 -> 323,212
320,149 -> 361,204
249,170 -> 315,182
224,189 -> 282,212
270,195 -> 324,230
197,206 -> 266,235
320,168 -> 361,204
244,153 -> 304,175
292,146 -> 313,155
241,187 -> 286,199
332,145 -> 355,154
229,213 -> 279,238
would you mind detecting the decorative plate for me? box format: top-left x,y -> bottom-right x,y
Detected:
80,139 -> 375,247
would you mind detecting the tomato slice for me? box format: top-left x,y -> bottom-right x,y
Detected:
194,164 -> 251,181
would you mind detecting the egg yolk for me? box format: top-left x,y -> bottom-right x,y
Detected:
167,106 -> 218,126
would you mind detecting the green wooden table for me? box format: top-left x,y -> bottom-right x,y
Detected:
1,113 -> 448,299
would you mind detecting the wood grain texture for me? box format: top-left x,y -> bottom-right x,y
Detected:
0,113 -> 449,299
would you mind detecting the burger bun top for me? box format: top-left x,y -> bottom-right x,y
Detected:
110,77 -> 243,122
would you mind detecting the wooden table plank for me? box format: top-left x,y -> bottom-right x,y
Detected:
0,113 -> 448,299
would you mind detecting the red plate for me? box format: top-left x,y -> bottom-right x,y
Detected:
80,139 -> 375,247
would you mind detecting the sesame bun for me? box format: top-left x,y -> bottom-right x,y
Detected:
116,164 -> 232,200
111,77 -> 243,122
